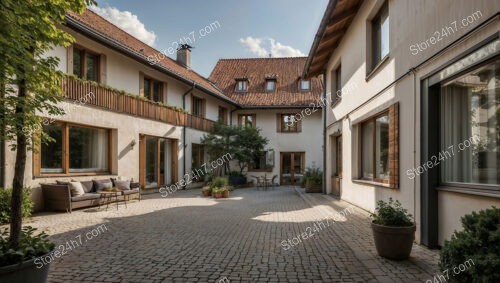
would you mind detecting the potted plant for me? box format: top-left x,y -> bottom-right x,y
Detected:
304,166 -> 322,193
371,198 -> 416,260
439,207 -> 499,282
202,186 -> 211,197
221,187 -> 229,198
212,188 -> 222,199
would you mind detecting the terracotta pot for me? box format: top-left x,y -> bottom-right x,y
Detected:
371,222 -> 416,260
202,190 -> 211,197
213,192 -> 222,199
222,190 -> 229,198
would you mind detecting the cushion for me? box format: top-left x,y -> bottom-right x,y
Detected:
130,182 -> 140,189
71,193 -> 100,202
56,180 -> 70,186
93,179 -> 113,192
71,180 -> 94,193
115,180 -> 131,190
69,182 -> 85,197
121,188 -> 140,195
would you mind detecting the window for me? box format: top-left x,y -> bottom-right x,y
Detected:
300,80 -> 310,91
238,114 -> 256,128
251,150 -> 274,171
266,79 -> 276,92
39,123 -> 110,175
279,114 -> 300,133
73,47 -> 99,82
143,77 -> 164,103
192,143 -> 205,168
361,112 -> 390,183
192,96 -> 205,117
371,3 -> 389,69
218,106 -> 228,124
235,80 -> 248,92
331,64 -> 342,105
440,60 -> 499,186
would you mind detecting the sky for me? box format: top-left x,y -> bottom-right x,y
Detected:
93,0 -> 329,77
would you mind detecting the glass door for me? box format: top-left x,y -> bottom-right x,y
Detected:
140,135 -> 176,189
280,152 -> 304,185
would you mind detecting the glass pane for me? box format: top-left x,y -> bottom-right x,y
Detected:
362,121 -> 374,179
301,80 -> 310,90
41,124 -> 63,173
144,79 -> 151,99
380,11 -> 389,59
153,82 -> 162,102
282,115 -> 297,132
293,153 -> 303,184
86,53 -> 98,82
145,137 -> 158,188
375,115 -> 389,180
282,153 -> 292,184
441,60 -> 499,185
69,126 -> 108,172
73,48 -> 82,79
159,139 -> 165,186
266,80 -> 275,91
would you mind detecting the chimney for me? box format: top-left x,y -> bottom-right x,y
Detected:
177,44 -> 192,68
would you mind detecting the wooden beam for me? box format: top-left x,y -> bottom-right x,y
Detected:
327,5 -> 360,26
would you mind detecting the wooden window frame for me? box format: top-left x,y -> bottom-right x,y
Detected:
332,64 -> 342,106
277,114 -> 301,133
191,143 -> 205,169
358,103 -> 399,188
73,45 -> 100,82
218,106 -> 228,124
235,80 -> 248,92
34,121 -> 112,177
191,95 -> 206,117
143,76 -> 164,103
238,114 -> 256,128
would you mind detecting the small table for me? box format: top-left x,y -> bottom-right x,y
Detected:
99,191 -> 120,211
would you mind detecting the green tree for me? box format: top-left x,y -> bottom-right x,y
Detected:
0,0 -> 94,249
201,122 -> 268,175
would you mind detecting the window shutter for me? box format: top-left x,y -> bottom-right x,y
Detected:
389,102 -> 399,189
139,72 -> 145,97
67,45 -> 74,74
276,114 -> 282,132
99,54 -> 107,84
237,115 -> 242,126
163,82 -> 168,103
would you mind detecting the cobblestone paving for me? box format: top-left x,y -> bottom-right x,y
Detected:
22,187 -> 439,282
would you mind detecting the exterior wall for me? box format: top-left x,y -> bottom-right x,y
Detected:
322,0 -> 499,245
231,109 -> 323,182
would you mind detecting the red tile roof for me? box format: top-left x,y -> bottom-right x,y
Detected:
66,9 -> 233,104
209,57 -> 323,107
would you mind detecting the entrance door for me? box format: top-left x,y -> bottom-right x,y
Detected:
139,135 -> 178,189
332,135 -> 342,197
280,152 -> 304,185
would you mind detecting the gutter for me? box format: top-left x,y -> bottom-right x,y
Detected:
321,71 -> 327,194
65,16 -> 238,107
303,0 -> 339,78
182,84 -> 195,189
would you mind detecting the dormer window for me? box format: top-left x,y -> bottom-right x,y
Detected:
266,79 -> 276,92
235,80 -> 248,92
300,79 -> 310,91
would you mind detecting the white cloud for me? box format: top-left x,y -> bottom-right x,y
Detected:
90,6 -> 157,46
239,36 -> 304,57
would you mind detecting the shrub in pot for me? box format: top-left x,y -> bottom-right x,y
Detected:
212,188 -> 222,199
371,198 -> 415,260
0,226 -> 55,282
221,188 -> 229,198
439,206 -> 499,283
201,186 -> 211,197
304,166 -> 322,193
0,188 -> 34,225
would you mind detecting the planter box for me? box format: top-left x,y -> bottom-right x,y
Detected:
305,180 -> 322,193
0,250 -> 53,283
228,175 -> 247,186
371,222 -> 416,260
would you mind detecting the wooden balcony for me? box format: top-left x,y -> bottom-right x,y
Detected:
62,77 -> 215,132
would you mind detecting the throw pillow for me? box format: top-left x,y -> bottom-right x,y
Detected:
69,182 -> 85,197
114,180 -> 131,190
56,180 -> 70,185
93,179 -> 113,192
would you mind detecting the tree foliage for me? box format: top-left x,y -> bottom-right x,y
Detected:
201,122 -> 268,175
0,0 -> 95,249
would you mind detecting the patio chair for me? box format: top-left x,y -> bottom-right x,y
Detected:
251,175 -> 262,189
270,175 -> 279,189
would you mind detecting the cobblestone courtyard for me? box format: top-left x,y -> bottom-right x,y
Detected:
24,187 -> 439,282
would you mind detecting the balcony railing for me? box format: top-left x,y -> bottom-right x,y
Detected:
62,77 -> 215,132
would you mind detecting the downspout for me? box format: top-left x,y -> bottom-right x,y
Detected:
182,83 -> 195,189
410,68 -> 417,227
322,71 -> 327,194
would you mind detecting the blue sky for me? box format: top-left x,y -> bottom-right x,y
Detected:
93,0 -> 328,77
